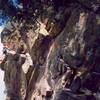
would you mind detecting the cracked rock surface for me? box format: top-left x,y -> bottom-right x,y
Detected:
0,0 -> 100,100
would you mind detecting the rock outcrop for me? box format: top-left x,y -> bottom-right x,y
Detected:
0,0 -> 100,100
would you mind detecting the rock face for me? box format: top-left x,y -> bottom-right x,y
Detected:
0,0 -> 100,100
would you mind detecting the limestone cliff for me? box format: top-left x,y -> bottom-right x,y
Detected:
0,0 -> 100,100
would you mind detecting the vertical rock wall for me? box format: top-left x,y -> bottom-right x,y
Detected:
0,0 -> 100,100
